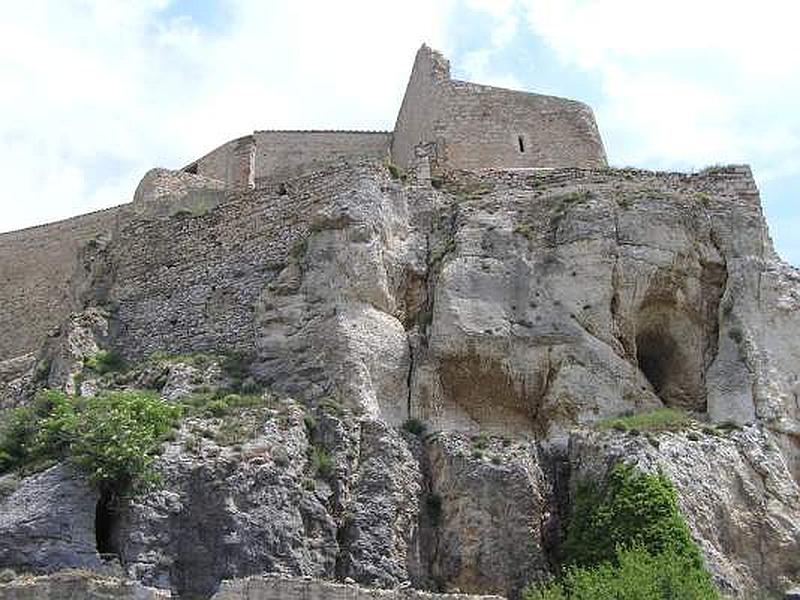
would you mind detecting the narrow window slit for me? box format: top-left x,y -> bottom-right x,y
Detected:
518,135 -> 525,153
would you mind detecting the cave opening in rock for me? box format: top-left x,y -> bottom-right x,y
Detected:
95,493 -> 119,557
634,317 -> 706,411
636,328 -> 678,398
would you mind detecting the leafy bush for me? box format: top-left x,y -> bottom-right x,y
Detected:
385,161 -> 406,181
524,546 -> 718,600
310,446 -> 334,478
0,390 -> 179,495
63,391 -> 180,492
84,350 -> 125,375
0,390 -> 69,472
597,408 -> 692,433
524,464 -> 717,599
563,463 -> 703,568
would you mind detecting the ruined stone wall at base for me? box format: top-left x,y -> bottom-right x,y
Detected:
0,205 -> 131,362
212,575 -> 505,600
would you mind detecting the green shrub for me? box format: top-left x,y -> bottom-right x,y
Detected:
319,397 -> 345,417
205,398 -> 229,418
402,418 -> 426,436
563,464 -> 703,569
524,546 -> 718,600
385,161 -> 406,181
310,447 -> 334,478
525,464 -> 717,599
1,389 -> 179,494
214,417 -> 260,446
84,350 -> 125,375
0,390 -> 70,473
55,391 -> 180,493
304,414 -> 318,434
597,408 -> 692,433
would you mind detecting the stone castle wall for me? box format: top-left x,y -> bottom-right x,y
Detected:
183,45 -> 607,187
105,162 -> 377,362
437,81 -> 606,170
390,45 -> 450,171
391,45 -> 607,171
184,131 -> 391,188
253,130 -> 391,184
0,205 -> 131,362
188,135 -> 255,188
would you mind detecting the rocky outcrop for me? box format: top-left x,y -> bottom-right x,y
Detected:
420,433 -> 551,598
113,400 -> 340,597
133,168 -> 226,219
337,420 -> 422,587
0,464 -> 103,573
569,426 -> 800,596
39,308 -> 111,395
0,354 -> 35,410
2,162 -> 800,598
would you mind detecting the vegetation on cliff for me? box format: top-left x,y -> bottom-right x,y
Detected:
0,389 -> 179,494
525,463 -> 717,599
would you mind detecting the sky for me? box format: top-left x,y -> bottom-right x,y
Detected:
0,0 -> 798,265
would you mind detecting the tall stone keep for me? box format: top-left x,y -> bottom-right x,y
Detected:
392,45 -> 607,171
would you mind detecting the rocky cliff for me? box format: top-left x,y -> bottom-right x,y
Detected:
0,160 -> 799,599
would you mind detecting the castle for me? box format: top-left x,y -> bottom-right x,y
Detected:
179,45 -> 607,188
0,44 -> 609,364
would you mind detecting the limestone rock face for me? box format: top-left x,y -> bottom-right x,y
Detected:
569,427 -> 800,596
133,168 -> 226,218
114,401 -> 339,598
3,162 -> 800,598
0,464 -> 103,573
422,433 -> 551,598
0,354 -> 35,410
111,401 -> 425,598
337,419 -> 422,587
40,308 -> 111,395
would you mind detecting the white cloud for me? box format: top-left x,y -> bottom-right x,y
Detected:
522,0 -> 800,175
0,0 -> 458,232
